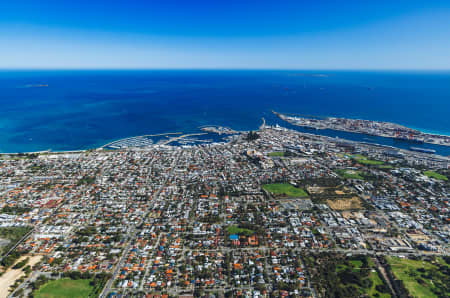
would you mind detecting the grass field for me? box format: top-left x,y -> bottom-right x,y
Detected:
349,260 -> 363,268
35,278 -> 94,298
368,271 -> 391,298
227,225 -> 254,236
268,151 -> 285,157
262,183 -> 308,198
387,257 -> 449,298
352,154 -> 385,165
424,171 -> 448,181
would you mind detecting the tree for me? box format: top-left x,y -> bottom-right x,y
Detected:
246,131 -> 260,141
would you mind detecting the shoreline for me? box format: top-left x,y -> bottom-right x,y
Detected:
1,127 -> 450,159
273,111 -> 450,148
1,118 -> 449,157
273,111 -> 450,137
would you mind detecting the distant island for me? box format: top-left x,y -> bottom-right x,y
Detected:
23,84 -> 48,88
273,111 -> 450,147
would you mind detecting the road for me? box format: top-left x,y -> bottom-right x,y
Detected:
100,151 -> 180,298
0,228 -> 35,263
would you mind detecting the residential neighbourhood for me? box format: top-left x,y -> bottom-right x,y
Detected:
0,126 -> 449,297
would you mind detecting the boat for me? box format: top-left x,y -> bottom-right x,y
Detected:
409,147 -> 436,154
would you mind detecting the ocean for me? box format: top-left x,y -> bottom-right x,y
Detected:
0,70 -> 449,155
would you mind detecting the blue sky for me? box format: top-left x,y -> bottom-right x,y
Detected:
1,0 -> 450,69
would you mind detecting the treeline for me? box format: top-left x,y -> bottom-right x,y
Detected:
12,257 -> 29,269
1,251 -> 23,268
381,258 -> 410,298
0,226 -> 32,258
246,131 -> 260,141
303,253 -> 392,298
77,176 -> 96,185
65,271 -> 112,296
1,205 -> 31,215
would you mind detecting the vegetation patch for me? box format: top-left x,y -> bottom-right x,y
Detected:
227,225 -> 254,236
349,260 -> 363,268
0,226 -> 32,268
351,154 -> 383,165
34,278 -> 93,298
378,165 -> 393,169
424,170 -> 448,181
262,183 -> 308,198
386,256 -> 450,298
1,205 -> 31,215
12,257 -> 29,269
304,254 -> 391,298
0,227 -> 31,255
268,151 -> 285,157
356,159 -> 384,165
33,272 -> 110,298
368,270 -> 390,298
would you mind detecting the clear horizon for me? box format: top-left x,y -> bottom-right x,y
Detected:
1,0 -> 450,70
2,68 -> 450,72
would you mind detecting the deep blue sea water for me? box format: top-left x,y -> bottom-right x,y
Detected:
0,70 -> 449,155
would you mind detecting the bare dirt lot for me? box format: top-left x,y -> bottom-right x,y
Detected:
327,196 -> 362,210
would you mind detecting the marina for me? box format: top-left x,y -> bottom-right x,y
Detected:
101,131 -> 235,150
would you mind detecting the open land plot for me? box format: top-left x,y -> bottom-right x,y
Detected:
262,183 -> 308,198
336,169 -> 365,180
350,154 -> 385,165
327,197 -> 362,210
378,165 -> 394,169
268,151 -> 285,157
424,170 -> 448,181
227,225 -> 254,236
34,278 -> 94,298
0,255 -> 43,298
306,186 -> 327,194
355,158 -> 384,165
386,256 -> 450,298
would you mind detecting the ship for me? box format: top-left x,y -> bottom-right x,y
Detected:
409,147 -> 436,154
394,136 -> 424,144
393,131 -> 424,144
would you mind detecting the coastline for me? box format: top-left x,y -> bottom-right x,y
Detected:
1,124 -> 450,159
273,111 -> 450,148
2,70 -> 450,155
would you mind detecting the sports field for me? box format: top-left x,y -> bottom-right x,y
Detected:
35,278 -> 93,298
262,183 -> 308,197
268,151 -> 285,157
424,171 -> 448,181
